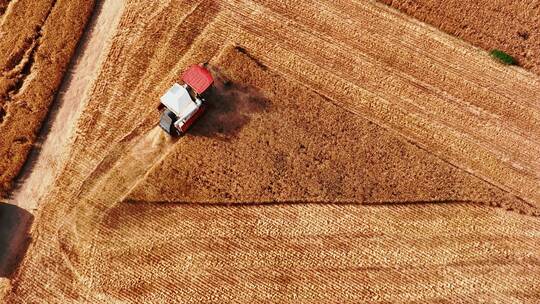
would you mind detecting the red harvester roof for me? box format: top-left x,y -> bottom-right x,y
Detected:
182,65 -> 214,94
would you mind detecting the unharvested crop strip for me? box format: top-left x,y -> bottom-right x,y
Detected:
0,0 -> 58,194
1,0 -> 58,123
0,0 -> 96,196
1,0 -> 56,76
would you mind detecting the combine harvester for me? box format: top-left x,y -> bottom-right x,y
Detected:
158,64 -> 214,136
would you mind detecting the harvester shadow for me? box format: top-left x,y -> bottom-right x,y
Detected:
190,76 -> 270,140
0,203 -> 33,278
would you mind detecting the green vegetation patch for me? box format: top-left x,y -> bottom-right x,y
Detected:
490,49 -> 517,65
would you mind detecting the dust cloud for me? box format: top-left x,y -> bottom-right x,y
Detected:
190,66 -> 270,139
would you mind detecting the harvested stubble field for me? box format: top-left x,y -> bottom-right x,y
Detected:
2,0 -> 540,303
0,0 -> 95,195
